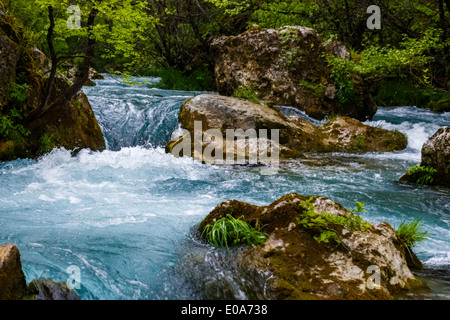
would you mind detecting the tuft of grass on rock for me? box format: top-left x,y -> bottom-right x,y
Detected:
202,213 -> 267,249
396,219 -> 429,253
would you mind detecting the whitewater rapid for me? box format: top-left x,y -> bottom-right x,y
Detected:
0,75 -> 449,299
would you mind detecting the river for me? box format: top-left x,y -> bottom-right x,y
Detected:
0,75 -> 449,299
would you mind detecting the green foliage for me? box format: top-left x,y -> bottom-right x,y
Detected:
298,197 -> 371,245
250,0 -> 316,29
355,135 -> 366,151
355,29 -> 447,81
233,87 -> 265,105
299,80 -> 324,98
279,27 -> 305,68
376,79 -> 450,110
9,83 -> 29,105
0,109 -> 30,141
202,214 -> 268,248
325,114 -> 339,123
21,0 -> 157,76
73,100 -> 82,110
375,80 -> 433,107
152,68 -> 214,91
7,0 -> 448,95
396,219 -> 429,252
39,133 -> 54,154
326,55 -> 356,107
349,201 -> 368,215
407,166 -> 438,185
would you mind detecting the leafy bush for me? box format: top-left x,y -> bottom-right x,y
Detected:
407,166 -> 437,185
153,68 -> 214,91
9,83 -> 29,106
202,214 -> 267,248
0,109 -> 30,141
396,219 -> 429,253
327,28 -> 448,108
39,133 -> 54,154
326,55 -> 357,107
355,29 -> 446,81
374,80 -> 433,107
298,197 -> 371,245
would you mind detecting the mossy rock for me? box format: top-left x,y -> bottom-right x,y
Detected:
166,95 -> 407,163
197,194 -> 427,300
211,26 -> 377,121
0,3 -> 105,161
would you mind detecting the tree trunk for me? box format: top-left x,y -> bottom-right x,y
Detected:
42,5 -> 57,110
438,0 -> 447,41
63,8 -> 99,104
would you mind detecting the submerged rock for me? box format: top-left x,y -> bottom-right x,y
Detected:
0,244 -> 80,300
400,126 -> 450,187
197,194 -> 425,300
166,94 -> 407,163
26,278 -> 80,300
211,26 -> 377,121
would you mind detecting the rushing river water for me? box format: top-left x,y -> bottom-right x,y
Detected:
1,75 -> 449,300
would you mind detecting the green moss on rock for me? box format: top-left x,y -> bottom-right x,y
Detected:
197,194 -> 426,300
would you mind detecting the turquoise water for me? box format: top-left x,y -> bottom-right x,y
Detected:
0,75 -> 449,299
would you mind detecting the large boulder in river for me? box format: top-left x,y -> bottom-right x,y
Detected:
197,194 -> 425,300
0,3 -> 105,161
211,26 -> 377,121
400,127 -> 450,187
166,94 -> 407,163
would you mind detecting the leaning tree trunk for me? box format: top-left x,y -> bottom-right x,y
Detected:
42,5 -> 58,110
63,8 -> 99,104
33,7 -> 99,122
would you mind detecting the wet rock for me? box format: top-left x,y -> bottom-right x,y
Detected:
166,94 -> 308,162
319,116 -> 408,153
401,127 -> 450,187
421,127 -> 450,187
0,243 -> 80,300
0,244 -> 27,300
197,194 -> 426,300
88,67 -> 104,80
166,94 -> 407,162
211,26 -> 377,121
26,278 -> 80,300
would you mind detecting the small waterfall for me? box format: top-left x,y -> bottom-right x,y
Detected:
84,74 -> 210,150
